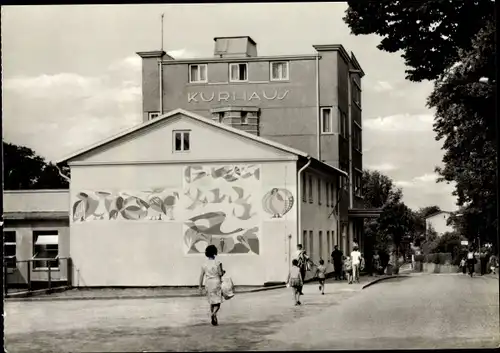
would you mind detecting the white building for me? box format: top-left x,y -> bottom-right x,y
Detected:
425,211 -> 454,237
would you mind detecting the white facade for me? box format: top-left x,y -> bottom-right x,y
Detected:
59,109 -> 344,286
425,211 -> 454,237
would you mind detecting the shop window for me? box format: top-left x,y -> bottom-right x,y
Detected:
270,61 -> 289,81
189,64 -> 208,83
321,107 -> 333,133
229,63 -> 248,82
4,231 -> 16,269
309,230 -> 314,258
173,130 -> 190,152
33,231 -> 59,269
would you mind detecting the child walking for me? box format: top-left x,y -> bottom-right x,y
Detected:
344,256 -> 353,284
287,259 -> 304,305
460,257 -> 466,274
316,259 -> 327,295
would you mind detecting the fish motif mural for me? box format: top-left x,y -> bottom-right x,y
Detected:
262,188 -> 295,218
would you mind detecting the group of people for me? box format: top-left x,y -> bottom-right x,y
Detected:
197,241 -> 366,325
459,249 -> 498,277
286,243 -> 365,306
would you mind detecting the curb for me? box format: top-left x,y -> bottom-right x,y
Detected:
5,284 -> 288,302
361,274 -> 410,289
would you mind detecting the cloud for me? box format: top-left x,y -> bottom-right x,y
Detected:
3,56 -> 143,161
167,48 -> 199,59
364,113 -> 434,132
365,163 -> 397,172
372,81 -> 393,92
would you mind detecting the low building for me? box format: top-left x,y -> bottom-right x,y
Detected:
425,211 -> 454,237
56,109 -> 347,286
3,190 -> 71,289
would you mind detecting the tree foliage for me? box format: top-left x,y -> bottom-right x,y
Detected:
3,141 -> 70,190
429,20 -> 497,248
344,1 -> 497,251
343,0 -> 495,82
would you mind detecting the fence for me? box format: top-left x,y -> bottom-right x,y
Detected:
4,257 -> 72,295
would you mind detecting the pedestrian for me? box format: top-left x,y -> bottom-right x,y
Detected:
331,245 -> 343,280
372,251 -> 381,276
467,249 -> 476,277
351,246 -> 362,283
315,259 -> 327,295
489,254 -> 498,275
460,257 -> 467,274
344,256 -> 353,284
199,244 -> 225,326
293,244 -> 312,295
287,259 -> 304,305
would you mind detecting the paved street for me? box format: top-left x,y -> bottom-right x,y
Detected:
5,274 -> 499,352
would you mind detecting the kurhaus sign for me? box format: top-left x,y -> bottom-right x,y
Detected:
187,89 -> 289,103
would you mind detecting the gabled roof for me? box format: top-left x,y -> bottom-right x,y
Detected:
425,210 -> 452,219
56,109 -> 345,176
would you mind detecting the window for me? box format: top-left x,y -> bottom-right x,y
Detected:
339,109 -> 348,138
173,130 -> 190,152
330,181 -> 335,207
355,172 -> 362,197
303,230 -> 308,250
327,231 -> 331,257
241,112 -> 248,125
270,61 -> 289,81
340,164 -> 349,191
318,178 -> 322,205
33,231 -> 59,269
326,182 -> 330,207
319,231 -> 323,261
4,231 -> 16,269
189,64 -> 208,83
229,63 -> 248,82
309,230 -> 314,259
308,175 -> 313,203
352,84 -> 361,107
218,112 -> 225,123
353,124 -> 362,151
302,173 -> 307,202
148,112 -> 160,120
321,107 -> 333,133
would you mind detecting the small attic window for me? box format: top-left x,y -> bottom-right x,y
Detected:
149,112 -> 160,120
173,130 -> 190,152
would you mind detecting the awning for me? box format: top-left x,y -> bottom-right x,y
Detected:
348,208 -> 383,218
4,212 -> 68,221
35,235 -> 59,245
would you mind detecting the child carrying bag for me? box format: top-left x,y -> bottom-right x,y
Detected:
221,276 -> 235,300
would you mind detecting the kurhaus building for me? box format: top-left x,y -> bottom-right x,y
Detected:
137,36 -> 379,256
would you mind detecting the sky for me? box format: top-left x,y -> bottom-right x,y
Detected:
1,3 -> 457,211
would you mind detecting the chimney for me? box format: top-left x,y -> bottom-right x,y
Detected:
213,36 -> 257,58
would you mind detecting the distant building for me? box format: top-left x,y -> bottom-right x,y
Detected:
425,211 -> 454,237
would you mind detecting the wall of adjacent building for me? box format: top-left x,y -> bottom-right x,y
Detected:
426,213 -> 454,236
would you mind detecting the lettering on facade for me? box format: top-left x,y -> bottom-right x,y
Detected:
187,89 -> 289,103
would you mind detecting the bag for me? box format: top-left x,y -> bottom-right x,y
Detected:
221,277 -> 235,300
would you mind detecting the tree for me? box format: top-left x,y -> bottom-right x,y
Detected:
362,169 -> 402,208
344,2 -> 497,250
429,20 -> 497,248
343,0 -> 495,82
3,141 -> 69,190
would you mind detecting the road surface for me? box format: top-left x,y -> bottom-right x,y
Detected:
5,274 -> 499,351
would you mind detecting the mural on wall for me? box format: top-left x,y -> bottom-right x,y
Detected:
261,188 -> 295,219
183,164 -> 261,255
71,164 -> 295,255
72,189 -> 181,222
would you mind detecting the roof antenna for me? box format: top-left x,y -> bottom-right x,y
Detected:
160,13 -> 164,52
